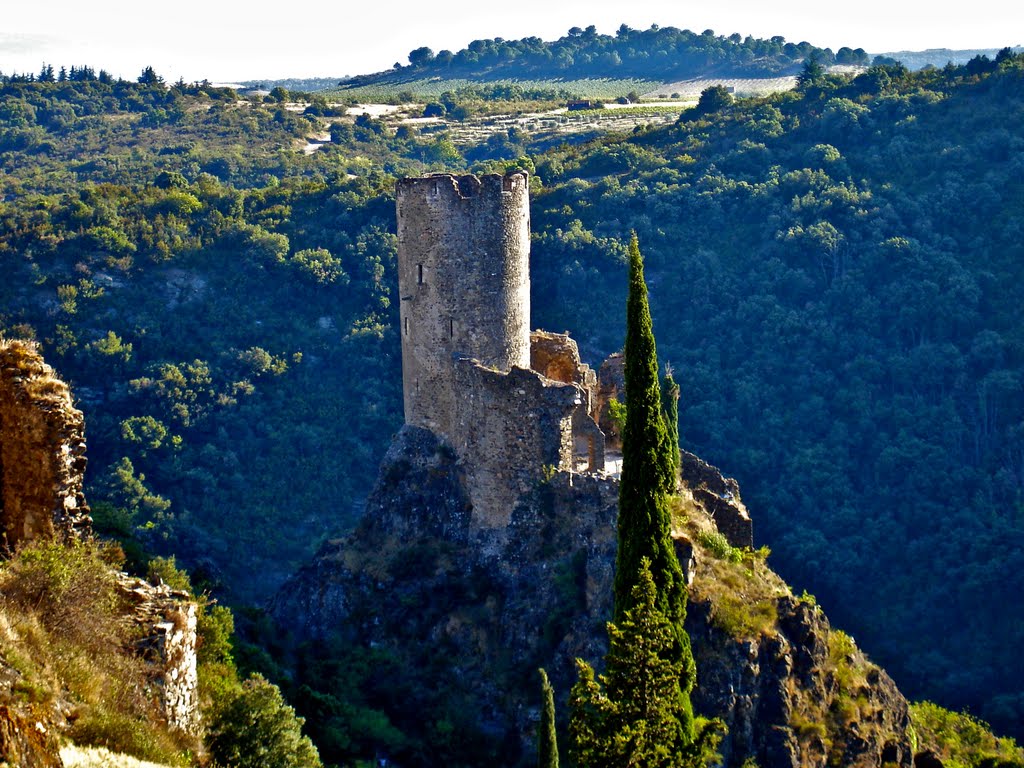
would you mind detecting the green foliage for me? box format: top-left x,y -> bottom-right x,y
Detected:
1,539 -> 121,646
289,247 -> 348,285
615,232 -> 685,626
208,673 -> 323,768
120,415 -> 169,451
607,397 -> 627,435
4,51 -> 1024,756
694,531 -> 742,563
287,640 -> 410,765
69,709 -> 189,766
527,57 -> 1024,738
910,701 -> 1024,768
661,369 -> 681,484
538,668 -> 560,768
0,540 -> 196,764
694,85 -> 733,115
691,542 -> 780,639
90,330 -> 133,361
146,555 -> 193,591
338,27 -> 840,92
570,559 -> 721,767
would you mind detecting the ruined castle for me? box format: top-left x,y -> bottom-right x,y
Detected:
394,170 -> 753,551
396,171 -> 608,535
273,172 -> 914,768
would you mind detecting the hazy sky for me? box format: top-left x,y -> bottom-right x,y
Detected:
1,0 -> 1019,83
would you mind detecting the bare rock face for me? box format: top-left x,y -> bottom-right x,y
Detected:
270,424 -> 620,762
272,426 -> 914,767
0,704 -> 63,768
0,338 -> 91,547
688,593 -> 912,768
680,448 -> 753,549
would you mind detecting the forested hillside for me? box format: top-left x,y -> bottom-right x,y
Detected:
0,72 -> 416,597
343,24 -> 864,86
1,49 -> 1022,747
527,53 -> 1024,737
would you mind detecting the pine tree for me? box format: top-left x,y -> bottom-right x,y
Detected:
538,668 -> 559,768
571,560 -> 716,767
661,367 -> 681,486
614,232 -> 685,630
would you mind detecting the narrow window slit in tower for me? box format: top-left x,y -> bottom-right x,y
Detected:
448,318 -> 454,339
417,264 -> 424,284
404,317 -> 409,336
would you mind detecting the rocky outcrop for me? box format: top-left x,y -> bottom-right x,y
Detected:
0,339 -> 199,743
272,424 -> 913,767
0,338 -> 91,547
0,704 -> 63,767
687,593 -> 911,768
271,424 -> 620,760
681,448 -> 753,549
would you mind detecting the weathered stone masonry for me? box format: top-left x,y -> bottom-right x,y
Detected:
396,173 -> 606,540
0,338 -> 90,547
396,172 -> 531,439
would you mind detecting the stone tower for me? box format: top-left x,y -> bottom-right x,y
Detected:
395,172 -> 531,440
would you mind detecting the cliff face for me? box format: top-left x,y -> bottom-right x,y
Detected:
271,425 -> 620,753
0,338 -> 200,764
687,588 -> 911,768
272,424 -> 915,768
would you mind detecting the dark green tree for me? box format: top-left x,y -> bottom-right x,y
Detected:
208,674 -> 323,768
538,668 -> 559,768
571,560 -> 718,767
614,232 -> 685,627
661,367 -> 681,485
408,46 -> 435,67
138,66 -> 163,86
694,85 -> 733,115
796,56 -> 825,88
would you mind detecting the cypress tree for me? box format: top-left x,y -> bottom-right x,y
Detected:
538,668 -> 559,768
661,367 -> 681,487
614,232 -> 685,630
571,560 -> 702,767
571,236 -> 723,766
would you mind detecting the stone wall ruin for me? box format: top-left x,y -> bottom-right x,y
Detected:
0,338 -> 90,547
119,575 -> 200,734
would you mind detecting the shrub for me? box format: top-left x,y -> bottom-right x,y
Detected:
69,707 -> 188,766
207,673 -> 323,768
0,540 -> 196,765
696,530 -> 742,563
1,539 -> 123,650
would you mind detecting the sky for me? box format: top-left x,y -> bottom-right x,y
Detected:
1,0 -> 1020,84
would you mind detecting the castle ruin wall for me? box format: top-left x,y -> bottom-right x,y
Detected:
0,339 -> 90,547
120,575 -> 200,734
452,361 -> 581,535
396,173 -> 531,440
